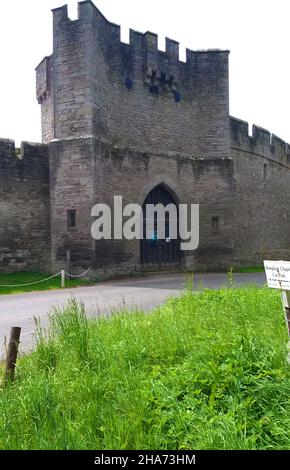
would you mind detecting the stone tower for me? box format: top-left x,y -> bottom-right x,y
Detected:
35,0 -> 234,276
32,0 -> 290,277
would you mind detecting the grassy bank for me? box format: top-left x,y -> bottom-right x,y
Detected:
0,269 -> 264,296
0,272 -> 92,295
234,266 -> 264,273
0,286 -> 289,450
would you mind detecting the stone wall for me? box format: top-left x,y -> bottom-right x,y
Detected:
29,1 -> 290,277
0,139 -> 50,272
36,56 -> 54,144
37,1 -> 230,160
231,117 -> 290,265
39,1 -> 234,276
49,136 -> 234,277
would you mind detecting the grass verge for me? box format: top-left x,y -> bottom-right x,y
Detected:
233,266 -> 264,273
0,272 -> 93,295
0,286 -> 289,449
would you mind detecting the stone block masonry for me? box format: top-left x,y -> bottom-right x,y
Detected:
0,139 -> 50,272
231,117 -> 290,266
1,1 -> 290,276
48,136 -> 235,277
37,1 -> 230,160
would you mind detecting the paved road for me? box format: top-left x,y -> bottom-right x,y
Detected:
0,272 -> 266,358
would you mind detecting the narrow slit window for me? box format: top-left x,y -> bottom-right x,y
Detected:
67,209 -> 76,229
263,163 -> 268,182
212,216 -> 219,234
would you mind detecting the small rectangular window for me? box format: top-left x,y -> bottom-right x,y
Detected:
67,209 -> 76,229
212,216 -> 219,234
263,163 -> 268,182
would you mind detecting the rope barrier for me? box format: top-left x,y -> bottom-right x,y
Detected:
0,268 -> 90,289
0,272 -> 62,288
0,268 -> 90,288
64,268 -> 90,278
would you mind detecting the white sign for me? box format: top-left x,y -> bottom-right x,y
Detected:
264,260 -> 290,291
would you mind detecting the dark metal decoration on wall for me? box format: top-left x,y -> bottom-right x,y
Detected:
145,68 -> 181,102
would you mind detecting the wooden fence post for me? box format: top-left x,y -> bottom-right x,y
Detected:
264,261 -> 290,364
5,327 -> 21,383
281,291 -> 290,364
281,291 -> 290,338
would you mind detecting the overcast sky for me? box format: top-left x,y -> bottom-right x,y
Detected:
0,0 -> 289,145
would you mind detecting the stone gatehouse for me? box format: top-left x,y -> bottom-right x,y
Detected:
1,0 -> 290,277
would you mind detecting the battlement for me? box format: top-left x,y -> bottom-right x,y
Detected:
51,1 -> 229,66
0,138 -> 16,158
37,1 -> 230,156
230,117 -> 290,165
0,138 -> 48,174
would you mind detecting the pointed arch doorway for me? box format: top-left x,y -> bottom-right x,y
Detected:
140,185 -> 181,267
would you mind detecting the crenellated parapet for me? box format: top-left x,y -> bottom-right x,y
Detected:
0,138 -> 16,159
47,1 -> 229,99
50,1 -> 228,62
0,138 -> 48,177
230,117 -> 290,166
36,0 -> 230,158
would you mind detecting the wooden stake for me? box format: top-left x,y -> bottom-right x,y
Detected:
281,290 -> 290,338
5,327 -> 21,383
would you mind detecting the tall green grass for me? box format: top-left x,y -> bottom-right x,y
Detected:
233,266 -> 264,273
0,286 -> 289,450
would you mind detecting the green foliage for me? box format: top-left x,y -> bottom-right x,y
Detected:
232,266 -> 265,273
0,272 -> 93,295
0,287 -> 289,450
